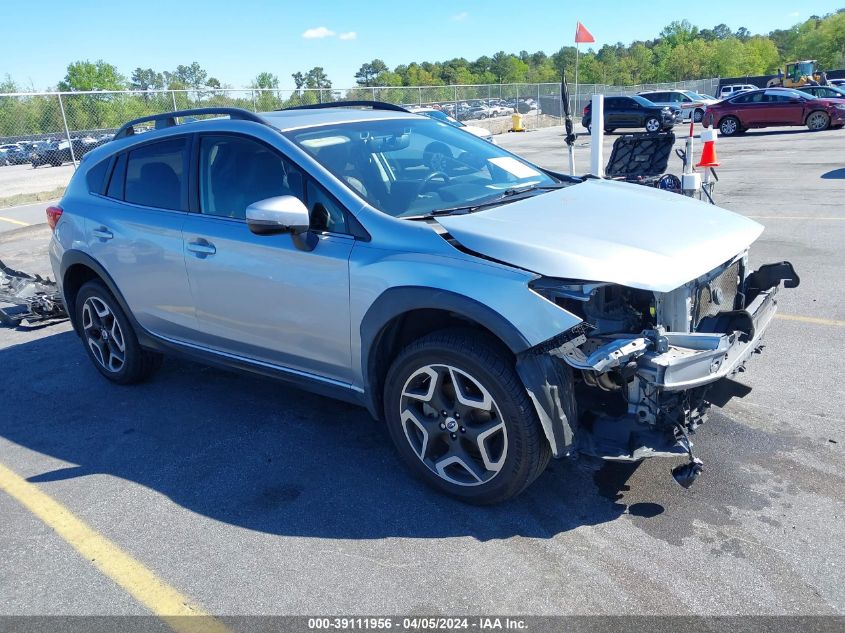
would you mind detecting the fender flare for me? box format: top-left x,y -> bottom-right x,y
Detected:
359,286 -> 532,418
59,250 -> 147,343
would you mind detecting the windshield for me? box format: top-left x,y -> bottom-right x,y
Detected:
632,95 -> 657,107
772,88 -> 809,99
420,109 -> 465,128
285,117 -> 560,218
682,90 -> 707,100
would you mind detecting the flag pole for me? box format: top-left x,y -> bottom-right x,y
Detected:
574,41 -> 579,117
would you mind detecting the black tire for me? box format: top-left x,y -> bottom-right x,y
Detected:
693,108 -> 704,123
75,280 -> 163,385
719,116 -> 742,136
383,328 -> 551,504
806,110 -> 830,131
644,116 -> 661,133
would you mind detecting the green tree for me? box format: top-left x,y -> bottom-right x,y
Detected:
252,72 -> 280,90
355,59 -> 388,86
58,60 -> 125,91
173,62 -> 208,89
129,68 -> 164,92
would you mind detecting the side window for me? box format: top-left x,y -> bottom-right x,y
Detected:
124,138 -> 187,210
307,180 -> 348,234
86,158 -> 110,194
106,153 -> 127,200
199,135 -> 304,220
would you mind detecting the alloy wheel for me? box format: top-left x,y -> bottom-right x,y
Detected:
807,112 -> 829,131
720,118 -> 738,135
82,296 -> 126,373
399,364 -> 508,487
645,118 -> 661,132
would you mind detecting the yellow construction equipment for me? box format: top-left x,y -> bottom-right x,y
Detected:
767,60 -> 828,88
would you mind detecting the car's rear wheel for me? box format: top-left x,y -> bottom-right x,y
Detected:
693,108 -> 704,123
719,116 -> 741,136
806,111 -> 830,131
75,280 -> 163,385
644,117 -> 661,133
383,329 -> 550,504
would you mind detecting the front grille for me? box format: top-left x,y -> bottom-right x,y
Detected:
693,260 -> 741,329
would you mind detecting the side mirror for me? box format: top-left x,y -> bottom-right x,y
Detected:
246,196 -> 310,236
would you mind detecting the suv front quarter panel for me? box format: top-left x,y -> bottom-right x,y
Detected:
349,237 -> 583,390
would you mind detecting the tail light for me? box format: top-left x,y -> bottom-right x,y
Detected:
46,205 -> 63,231
583,106 -> 589,116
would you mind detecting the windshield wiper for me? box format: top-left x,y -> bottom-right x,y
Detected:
407,182 -> 569,219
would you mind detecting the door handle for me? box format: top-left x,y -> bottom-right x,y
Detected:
187,239 -> 216,257
92,226 -> 113,240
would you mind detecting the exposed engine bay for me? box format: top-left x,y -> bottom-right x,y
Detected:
517,255 -> 800,487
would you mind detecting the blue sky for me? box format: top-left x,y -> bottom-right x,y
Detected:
1,0 -> 840,90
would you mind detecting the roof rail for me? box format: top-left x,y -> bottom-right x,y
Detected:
113,107 -> 267,140
279,100 -> 409,113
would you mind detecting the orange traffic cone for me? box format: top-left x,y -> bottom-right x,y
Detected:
696,127 -> 720,168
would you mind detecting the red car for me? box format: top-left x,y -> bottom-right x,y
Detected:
704,88 -> 845,136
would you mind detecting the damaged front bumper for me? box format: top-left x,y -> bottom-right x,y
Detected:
517,261 -> 799,466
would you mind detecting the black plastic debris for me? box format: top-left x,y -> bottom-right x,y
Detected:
0,259 -> 67,326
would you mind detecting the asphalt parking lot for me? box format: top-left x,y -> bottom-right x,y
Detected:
1,124 -> 843,626
0,162 -> 74,198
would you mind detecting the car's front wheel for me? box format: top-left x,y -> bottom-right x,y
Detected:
806,111 -> 830,131
693,108 -> 704,123
75,280 -> 163,385
384,329 -> 550,504
644,117 -> 661,133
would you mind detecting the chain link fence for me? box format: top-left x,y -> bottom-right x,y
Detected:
0,79 -> 720,201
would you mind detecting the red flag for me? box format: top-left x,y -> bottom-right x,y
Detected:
575,22 -> 595,44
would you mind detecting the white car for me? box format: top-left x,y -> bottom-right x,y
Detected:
407,107 -> 495,143
637,89 -> 718,123
719,84 -> 757,99
488,103 -> 514,117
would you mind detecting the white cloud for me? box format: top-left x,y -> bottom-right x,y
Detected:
339,31 -> 357,40
451,11 -> 469,21
302,26 -> 336,39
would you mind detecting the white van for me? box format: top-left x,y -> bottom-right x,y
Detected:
719,84 -> 756,99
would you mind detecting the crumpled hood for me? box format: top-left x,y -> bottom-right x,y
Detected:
436,178 -> 763,292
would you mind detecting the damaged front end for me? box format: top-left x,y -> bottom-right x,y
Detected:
517,256 -> 799,487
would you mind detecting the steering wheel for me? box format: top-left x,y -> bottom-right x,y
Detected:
415,171 -> 450,197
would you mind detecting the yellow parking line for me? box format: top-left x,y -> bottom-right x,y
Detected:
776,314 -> 845,327
0,461 -> 231,633
0,216 -> 30,226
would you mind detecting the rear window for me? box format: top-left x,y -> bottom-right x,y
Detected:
124,138 -> 188,210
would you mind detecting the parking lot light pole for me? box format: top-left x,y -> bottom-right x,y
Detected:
56,94 -> 77,169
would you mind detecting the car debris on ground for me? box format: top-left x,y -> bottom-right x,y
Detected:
0,258 -> 67,326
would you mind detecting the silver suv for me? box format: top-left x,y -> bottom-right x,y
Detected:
49,104 -> 798,503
